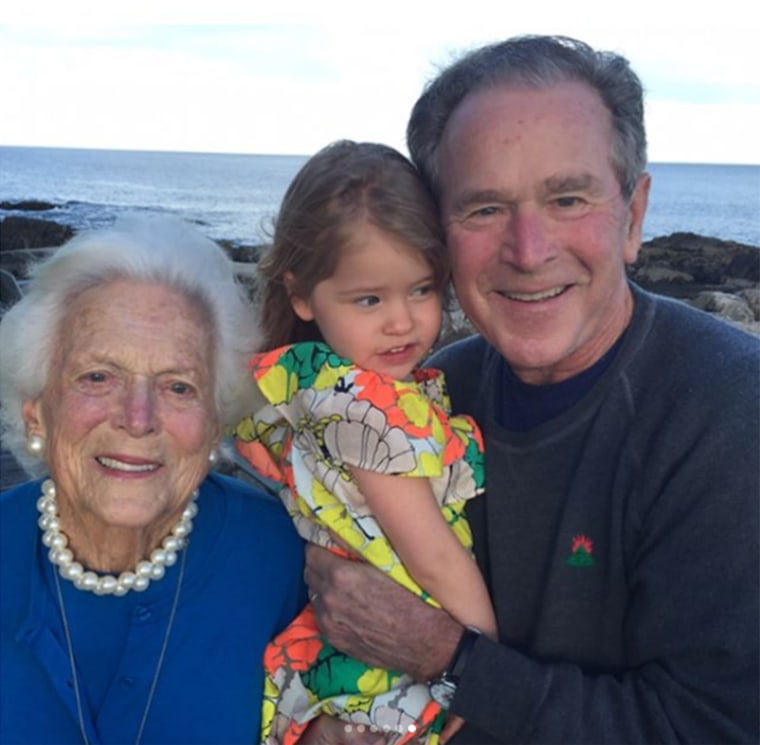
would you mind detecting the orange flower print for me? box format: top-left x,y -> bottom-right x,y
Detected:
264,606 -> 324,674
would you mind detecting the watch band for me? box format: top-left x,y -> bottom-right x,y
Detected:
446,625 -> 482,681
427,626 -> 482,710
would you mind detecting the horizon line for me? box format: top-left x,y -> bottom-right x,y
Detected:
1,143 -> 759,168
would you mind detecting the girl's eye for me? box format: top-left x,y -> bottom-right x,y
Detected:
355,296 -> 380,307
411,284 -> 435,298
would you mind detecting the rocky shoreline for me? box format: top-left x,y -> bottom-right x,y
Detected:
627,232 -> 760,334
1,213 -> 759,335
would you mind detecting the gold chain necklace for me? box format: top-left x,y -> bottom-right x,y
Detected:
52,541 -> 189,745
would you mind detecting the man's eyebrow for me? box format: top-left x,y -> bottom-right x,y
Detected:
541,173 -> 600,195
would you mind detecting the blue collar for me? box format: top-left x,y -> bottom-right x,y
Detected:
498,333 -> 626,432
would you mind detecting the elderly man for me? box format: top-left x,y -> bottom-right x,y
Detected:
305,35 -> 759,744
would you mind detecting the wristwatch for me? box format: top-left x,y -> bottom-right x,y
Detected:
428,626 -> 482,709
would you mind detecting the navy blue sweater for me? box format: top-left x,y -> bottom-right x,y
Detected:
432,285 -> 759,743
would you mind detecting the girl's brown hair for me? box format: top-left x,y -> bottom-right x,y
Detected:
256,140 -> 449,350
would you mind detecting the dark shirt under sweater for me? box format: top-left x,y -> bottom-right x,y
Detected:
431,284 -> 759,744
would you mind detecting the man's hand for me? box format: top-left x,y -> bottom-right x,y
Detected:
304,545 -> 462,682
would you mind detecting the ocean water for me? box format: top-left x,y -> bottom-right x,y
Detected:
0,146 -> 306,247
645,163 -> 759,245
1,146 -> 758,247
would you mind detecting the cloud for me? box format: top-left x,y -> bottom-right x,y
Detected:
1,5 -> 759,163
647,101 -> 760,165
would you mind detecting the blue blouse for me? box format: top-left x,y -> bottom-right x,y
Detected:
1,472 -> 306,744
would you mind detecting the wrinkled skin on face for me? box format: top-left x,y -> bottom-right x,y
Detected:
24,279 -> 220,571
439,81 -> 650,384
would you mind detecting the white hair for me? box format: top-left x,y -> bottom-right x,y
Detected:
0,214 -> 261,476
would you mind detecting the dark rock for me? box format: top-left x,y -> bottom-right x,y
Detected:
0,216 -> 74,251
620,231 -> 760,334
628,232 -> 759,298
217,240 -> 263,264
232,244 -> 264,263
739,288 -> 760,318
0,268 -> 23,308
689,291 -> 755,323
0,199 -> 59,211
727,251 -> 760,283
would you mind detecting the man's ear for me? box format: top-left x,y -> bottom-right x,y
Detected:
623,172 -> 651,265
284,271 -> 314,321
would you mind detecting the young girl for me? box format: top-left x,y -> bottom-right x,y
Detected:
234,140 -> 497,745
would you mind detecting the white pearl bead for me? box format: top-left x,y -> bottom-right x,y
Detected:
172,523 -> 190,539
163,551 -> 177,567
99,576 -> 118,594
53,548 -> 73,565
136,561 -> 154,578
79,572 -> 99,591
50,533 -> 68,550
62,562 -> 84,580
133,576 -> 150,592
150,564 -> 165,581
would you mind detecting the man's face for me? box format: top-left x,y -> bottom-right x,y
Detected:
438,81 -> 650,384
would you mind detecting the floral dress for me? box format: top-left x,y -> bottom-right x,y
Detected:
234,342 -> 485,745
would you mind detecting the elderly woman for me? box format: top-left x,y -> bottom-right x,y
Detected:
0,216 -> 306,744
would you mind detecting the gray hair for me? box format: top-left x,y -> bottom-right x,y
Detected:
407,34 -> 647,201
0,215 -> 260,476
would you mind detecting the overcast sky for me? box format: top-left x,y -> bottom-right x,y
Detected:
2,1 -> 759,164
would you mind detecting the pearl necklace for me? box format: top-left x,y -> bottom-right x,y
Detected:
37,478 -> 198,595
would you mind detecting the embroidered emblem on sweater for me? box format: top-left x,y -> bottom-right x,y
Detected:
566,534 -> 595,567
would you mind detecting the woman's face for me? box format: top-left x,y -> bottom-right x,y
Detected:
23,279 -> 220,539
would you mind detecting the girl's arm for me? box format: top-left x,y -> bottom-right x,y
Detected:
349,466 -> 497,638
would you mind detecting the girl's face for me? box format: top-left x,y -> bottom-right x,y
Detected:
290,223 -> 442,380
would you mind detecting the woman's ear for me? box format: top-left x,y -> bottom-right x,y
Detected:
284,271 -> 314,321
22,398 -> 46,439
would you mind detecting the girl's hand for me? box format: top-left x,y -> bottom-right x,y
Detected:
439,715 -> 466,744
